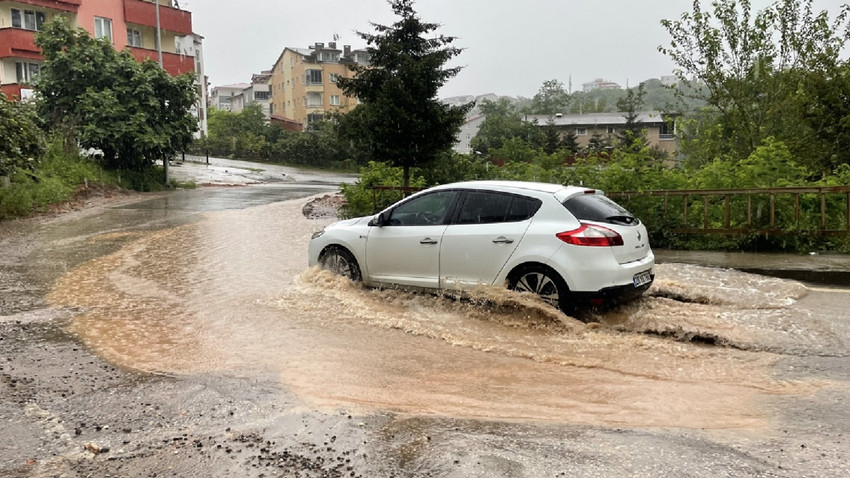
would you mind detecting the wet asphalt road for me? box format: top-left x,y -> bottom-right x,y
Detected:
2,162 -> 850,477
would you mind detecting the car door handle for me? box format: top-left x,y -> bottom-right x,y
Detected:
420,238 -> 438,245
492,236 -> 514,244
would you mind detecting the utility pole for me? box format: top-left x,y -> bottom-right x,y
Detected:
156,0 -> 168,186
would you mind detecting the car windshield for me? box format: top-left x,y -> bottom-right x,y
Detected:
563,194 -> 638,226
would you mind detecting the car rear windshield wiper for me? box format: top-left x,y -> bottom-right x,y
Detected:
605,215 -> 636,225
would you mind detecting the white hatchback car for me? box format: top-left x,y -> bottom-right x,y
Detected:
308,181 -> 654,313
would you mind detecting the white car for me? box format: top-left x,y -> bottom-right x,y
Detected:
308,180 -> 654,313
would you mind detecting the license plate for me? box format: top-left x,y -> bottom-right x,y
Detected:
633,270 -> 652,288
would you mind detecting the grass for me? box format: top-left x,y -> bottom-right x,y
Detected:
0,141 -> 191,220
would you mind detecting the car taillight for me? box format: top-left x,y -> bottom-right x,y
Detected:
556,224 -> 624,247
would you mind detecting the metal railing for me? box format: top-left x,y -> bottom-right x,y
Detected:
608,186 -> 850,236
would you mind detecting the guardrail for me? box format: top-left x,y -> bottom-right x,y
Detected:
607,186 -> 850,236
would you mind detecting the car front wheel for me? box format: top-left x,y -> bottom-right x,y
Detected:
508,265 -> 569,311
319,246 -> 362,282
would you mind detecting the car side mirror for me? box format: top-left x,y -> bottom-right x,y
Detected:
369,212 -> 387,227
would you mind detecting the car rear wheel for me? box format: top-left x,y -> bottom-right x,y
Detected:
319,246 -> 362,282
508,265 -> 569,311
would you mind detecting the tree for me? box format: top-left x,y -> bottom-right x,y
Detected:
336,0 -> 473,187
35,18 -> 197,171
616,83 -> 647,152
0,94 -> 44,177
540,119 -> 562,154
659,0 -> 850,171
469,98 -> 535,155
586,133 -> 612,155
790,62 -> 850,172
207,104 -> 270,160
529,79 -> 571,114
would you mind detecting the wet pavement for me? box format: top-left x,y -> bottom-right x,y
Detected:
655,249 -> 850,287
1,160 -> 849,477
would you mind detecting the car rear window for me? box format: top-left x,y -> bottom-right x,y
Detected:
563,194 -> 638,226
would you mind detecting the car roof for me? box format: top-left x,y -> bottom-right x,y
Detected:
431,180 -> 596,198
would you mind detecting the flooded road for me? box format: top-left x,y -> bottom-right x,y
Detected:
44,185 -> 847,431
4,165 -> 850,477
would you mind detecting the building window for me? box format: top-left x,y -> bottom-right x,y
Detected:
94,17 -> 113,43
11,9 -> 46,31
576,128 -> 588,136
320,51 -> 340,62
659,121 -> 675,140
306,69 -> 322,85
15,62 -> 40,83
607,126 -> 616,134
329,73 -> 340,83
330,95 -> 340,106
127,28 -> 142,47
254,91 -> 270,100
306,92 -> 322,107
307,113 -> 324,124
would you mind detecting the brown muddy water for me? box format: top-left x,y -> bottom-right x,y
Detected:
44,194 -> 846,432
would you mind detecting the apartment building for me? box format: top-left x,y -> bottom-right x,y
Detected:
227,71 -> 272,119
581,78 -> 622,92
0,0 -> 207,135
209,83 -> 249,111
269,41 -> 370,130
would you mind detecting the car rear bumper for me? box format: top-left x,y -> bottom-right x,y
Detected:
570,274 -> 654,309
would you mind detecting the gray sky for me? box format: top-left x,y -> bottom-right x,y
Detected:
186,0 -> 847,99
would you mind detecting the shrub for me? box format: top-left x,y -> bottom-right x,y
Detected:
0,94 -> 44,177
339,161 -> 426,218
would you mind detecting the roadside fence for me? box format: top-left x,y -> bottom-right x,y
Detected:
608,186 -> 850,236
369,185 -> 850,237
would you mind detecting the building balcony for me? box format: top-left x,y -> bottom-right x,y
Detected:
124,0 -> 192,36
1,83 -> 23,99
304,84 -> 324,94
128,46 -> 195,76
0,0 -> 81,13
0,28 -> 42,61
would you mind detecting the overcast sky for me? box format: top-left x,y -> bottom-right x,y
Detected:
185,0 -> 847,99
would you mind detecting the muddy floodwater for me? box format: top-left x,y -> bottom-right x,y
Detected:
3,166 -> 850,477
44,189 -> 846,434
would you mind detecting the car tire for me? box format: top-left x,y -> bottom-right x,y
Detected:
508,264 -> 569,312
319,246 -> 362,282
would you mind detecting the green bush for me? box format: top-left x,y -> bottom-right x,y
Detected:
339,161 -> 426,218
0,94 -> 44,177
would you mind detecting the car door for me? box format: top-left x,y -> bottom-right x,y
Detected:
365,190 -> 459,289
439,191 -> 539,290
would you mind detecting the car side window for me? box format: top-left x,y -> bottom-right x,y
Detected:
456,192 -> 540,224
457,192 -> 511,224
387,191 -> 458,226
505,195 -> 541,221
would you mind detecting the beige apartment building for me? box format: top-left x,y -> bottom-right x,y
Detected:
269,41 -> 369,130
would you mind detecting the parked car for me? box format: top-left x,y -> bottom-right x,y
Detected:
308,181 -> 654,314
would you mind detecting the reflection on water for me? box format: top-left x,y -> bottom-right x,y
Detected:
48,196 -> 838,429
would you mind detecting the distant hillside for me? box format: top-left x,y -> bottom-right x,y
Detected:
444,78 -> 706,116
441,94 -> 527,117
